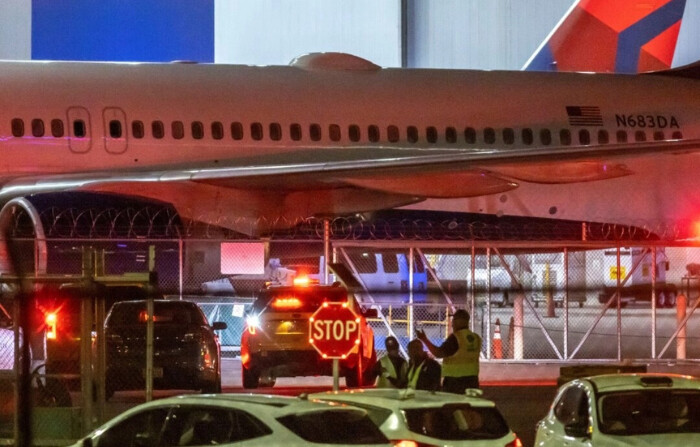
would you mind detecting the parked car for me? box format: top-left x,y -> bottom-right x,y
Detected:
310,388 -> 522,446
241,281 -> 377,388
69,394 -> 391,447
104,300 -> 227,397
535,374 -> 700,446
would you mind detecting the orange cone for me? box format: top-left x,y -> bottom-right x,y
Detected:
493,318 -> 503,359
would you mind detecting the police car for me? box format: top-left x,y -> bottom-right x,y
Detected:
535,374 -> 700,446
310,388 -> 522,447
241,279 -> 377,388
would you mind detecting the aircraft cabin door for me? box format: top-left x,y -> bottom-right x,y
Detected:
103,107 -> 128,154
67,107 -> 92,154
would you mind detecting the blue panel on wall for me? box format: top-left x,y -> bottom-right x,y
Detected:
32,0 -> 214,62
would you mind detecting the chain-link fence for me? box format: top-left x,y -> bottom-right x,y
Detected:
2,234 -> 700,444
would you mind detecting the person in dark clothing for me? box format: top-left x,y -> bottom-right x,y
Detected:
406,339 -> 441,391
416,309 -> 482,394
373,336 -> 407,388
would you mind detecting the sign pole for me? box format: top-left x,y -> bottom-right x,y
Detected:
333,359 -> 339,391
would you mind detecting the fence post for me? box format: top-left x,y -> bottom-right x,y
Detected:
507,317 -> 514,359
677,294 -> 687,360
514,293 -> 524,360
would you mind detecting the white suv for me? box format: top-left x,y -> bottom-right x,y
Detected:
310,388 -> 522,446
535,374 -> 700,446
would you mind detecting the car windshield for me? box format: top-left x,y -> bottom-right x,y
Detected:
403,404 -> 510,440
106,302 -> 206,326
598,389 -> 700,435
277,409 -> 389,444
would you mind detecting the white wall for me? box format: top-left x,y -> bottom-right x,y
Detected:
215,0 -> 402,67
0,0 -> 31,60
408,0 -> 573,69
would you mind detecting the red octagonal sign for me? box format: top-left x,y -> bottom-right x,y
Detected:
309,302 -> 361,359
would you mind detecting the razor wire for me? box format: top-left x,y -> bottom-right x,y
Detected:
3,206 -> 698,242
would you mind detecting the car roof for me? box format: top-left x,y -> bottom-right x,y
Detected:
131,393 -> 358,417
309,388 -> 496,409
580,373 -> 700,393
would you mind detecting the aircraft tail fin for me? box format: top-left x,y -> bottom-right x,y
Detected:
523,0 -> 687,73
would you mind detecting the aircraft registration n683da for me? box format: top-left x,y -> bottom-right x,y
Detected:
0,54 -> 697,233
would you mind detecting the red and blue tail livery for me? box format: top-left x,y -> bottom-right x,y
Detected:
524,0 -> 687,73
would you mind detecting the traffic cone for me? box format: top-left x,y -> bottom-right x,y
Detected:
493,318 -> 503,359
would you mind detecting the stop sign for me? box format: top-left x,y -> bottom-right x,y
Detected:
309,302 -> 361,359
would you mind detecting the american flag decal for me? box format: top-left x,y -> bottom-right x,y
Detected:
566,106 -> 603,126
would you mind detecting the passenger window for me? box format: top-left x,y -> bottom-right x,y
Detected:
109,120 -> 122,138
290,123 -> 302,141
597,129 -> 609,144
269,122 -> 282,141
329,124 -> 341,142
348,124 -> 360,142
426,126 -> 438,143
484,127 -> 496,144
554,386 -> 588,425
32,119 -> 45,137
73,120 -> 86,138
672,131 -> 683,140
251,122 -> 263,141
95,408 -> 170,447
383,253 -> 399,274
349,252 -> 378,273
310,123 -> 322,141
152,121 -> 164,139
51,119 -> 65,138
653,131 -> 664,141
231,122 -> 244,140
635,130 -> 646,142
445,126 -> 457,143
192,121 -> 204,140
560,129 -> 571,145
368,125 -> 379,142
616,130 -> 627,143
387,125 -> 399,143
132,121 -> 144,139
578,129 -> 590,145
11,118 -> 24,137
540,128 -> 552,145
522,128 -> 533,145
172,121 -> 184,140
407,126 -> 419,143
464,127 -> 476,144
211,121 -> 224,140
503,128 -> 514,145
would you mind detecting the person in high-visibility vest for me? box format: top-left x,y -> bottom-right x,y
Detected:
406,339 -> 441,391
373,336 -> 408,388
416,309 -> 482,393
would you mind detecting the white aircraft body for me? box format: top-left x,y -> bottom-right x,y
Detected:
0,54 -> 697,233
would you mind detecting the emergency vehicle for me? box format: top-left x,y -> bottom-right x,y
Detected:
240,279 -> 377,388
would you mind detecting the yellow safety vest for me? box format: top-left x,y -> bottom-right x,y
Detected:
376,355 -> 405,388
406,361 -> 424,389
442,329 -> 481,378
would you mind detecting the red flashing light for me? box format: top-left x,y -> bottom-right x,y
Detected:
293,276 -> 319,287
45,313 -> 57,340
271,297 -> 302,309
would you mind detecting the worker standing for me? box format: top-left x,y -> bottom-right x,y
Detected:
406,339 -> 441,391
374,336 -> 408,388
416,309 -> 482,393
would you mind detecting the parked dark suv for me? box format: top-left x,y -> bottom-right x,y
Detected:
105,300 -> 226,397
